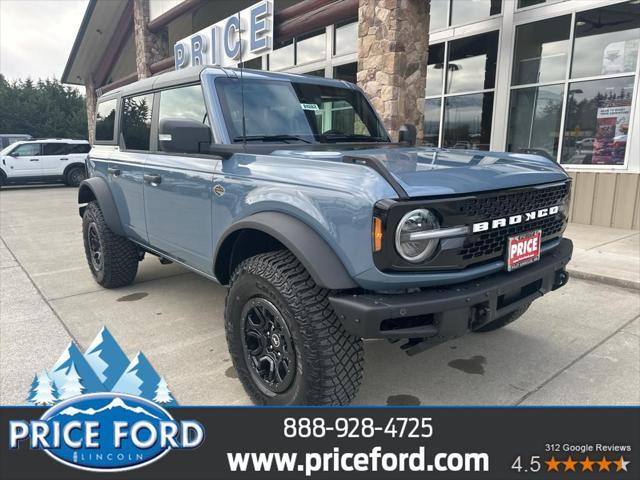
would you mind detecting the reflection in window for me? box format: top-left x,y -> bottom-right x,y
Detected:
423,98 -> 441,147
561,77 -> 634,166
447,31 -> 498,94
512,16 -> 571,85
443,93 -> 494,150
450,0 -> 501,27
297,31 -> 326,65
122,94 -> 153,151
334,21 -> 357,56
269,40 -> 294,70
426,43 -> 445,97
333,63 -> 357,83
507,85 -> 564,160
95,99 -> 117,142
158,85 -> 208,151
429,0 -> 449,31
572,1 -> 640,79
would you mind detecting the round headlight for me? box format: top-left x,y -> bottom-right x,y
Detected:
395,209 -> 440,263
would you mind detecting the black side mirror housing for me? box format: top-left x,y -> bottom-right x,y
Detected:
158,118 -> 212,154
398,124 -> 417,146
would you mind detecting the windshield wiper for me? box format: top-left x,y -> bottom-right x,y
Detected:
233,134 -> 312,144
319,134 -> 388,143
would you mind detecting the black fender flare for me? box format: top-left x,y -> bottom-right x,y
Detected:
78,177 -> 125,236
215,212 -> 358,290
63,162 -> 87,177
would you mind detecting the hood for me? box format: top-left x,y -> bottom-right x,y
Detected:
275,146 -> 568,198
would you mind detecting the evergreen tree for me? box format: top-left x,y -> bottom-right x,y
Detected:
153,376 -> 174,404
26,373 -> 39,405
58,363 -> 85,400
32,370 -> 58,406
0,74 -> 87,139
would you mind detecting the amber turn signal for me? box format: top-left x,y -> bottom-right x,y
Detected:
373,217 -> 383,252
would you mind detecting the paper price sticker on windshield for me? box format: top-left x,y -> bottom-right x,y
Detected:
301,103 -> 320,111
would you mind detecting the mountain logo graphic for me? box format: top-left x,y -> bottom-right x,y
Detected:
26,327 -> 177,407
9,393 -> 204,472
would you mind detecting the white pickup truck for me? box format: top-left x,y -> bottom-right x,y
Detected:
0,138 -> 89,187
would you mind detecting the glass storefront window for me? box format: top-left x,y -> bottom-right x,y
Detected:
334,21 -> 357,56
518,0 -> 546,8
512,16 -> 571,85
429,0 -> 449,31
423,98 -> 441,146
269,41 -> 294,71
443,92 -> 494,150
571,1 -> 640,79
297,31 -> 327,65
426,43 -> 445,97
333,63 -> 357,83
507,85 -> 564,160
561,76 -> 634,166
447,31 -> 498,94
450,0 -> 501,27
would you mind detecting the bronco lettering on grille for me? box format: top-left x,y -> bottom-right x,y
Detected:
472,206 -> 560,233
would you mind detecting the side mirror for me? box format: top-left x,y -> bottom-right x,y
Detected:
159,118 -> 212,154
398,124 -> 417,146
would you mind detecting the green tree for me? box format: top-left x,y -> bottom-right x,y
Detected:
0,74 -> 87,139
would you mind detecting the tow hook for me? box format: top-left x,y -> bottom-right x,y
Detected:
553,269 -> 569,290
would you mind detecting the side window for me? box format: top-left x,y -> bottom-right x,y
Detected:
10,143 -> 41,157
158,84 -> 208,152
122,94 -> 153,151
43,143 -> 69,156
69,144 -> 91,154
96,99 -> 117,142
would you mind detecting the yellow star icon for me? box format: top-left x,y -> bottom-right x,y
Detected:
597,456 -> 612,472
580,456 -> 596,472
563,456 -> 577,472
546,456 -> 561,472
614,456 -> 630,472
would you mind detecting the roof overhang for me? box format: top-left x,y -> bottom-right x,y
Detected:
61,0 -> 129,86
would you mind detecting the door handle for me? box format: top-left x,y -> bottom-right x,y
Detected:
144,174 -> 162,186
60,158 -> 68,161
30,158 -> 39,162
108,167 -> 121,177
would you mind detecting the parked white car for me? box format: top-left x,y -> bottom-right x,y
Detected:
0,139 -> 90,187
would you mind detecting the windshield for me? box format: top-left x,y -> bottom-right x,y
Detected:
0,143 -> 20,155
216,78 -> 389,143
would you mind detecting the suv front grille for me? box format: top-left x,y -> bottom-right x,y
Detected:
460,214 -> 565,260
457,182 -> 569,219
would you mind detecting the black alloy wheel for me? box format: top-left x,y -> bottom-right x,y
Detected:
241,297 -> 296,394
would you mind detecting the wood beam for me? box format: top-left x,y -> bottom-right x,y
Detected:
275,0 -> 357,43
94,1 -> 134,87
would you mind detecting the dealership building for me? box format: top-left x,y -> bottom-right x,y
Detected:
63,0 -> 640,229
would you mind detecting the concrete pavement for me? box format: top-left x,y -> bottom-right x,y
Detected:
1,185 -> 638,406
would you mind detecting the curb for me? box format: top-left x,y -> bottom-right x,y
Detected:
567,268 -> 640,291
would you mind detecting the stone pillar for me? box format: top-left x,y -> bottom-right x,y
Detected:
85,76 -> 97,144
133,0 -> 169,79
357,0 -> 430,142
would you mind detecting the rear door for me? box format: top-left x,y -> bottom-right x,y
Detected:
143,84 -> 216,271
110,94 -> 154,242
4,143 -> 43,177
40,142 -> 69,175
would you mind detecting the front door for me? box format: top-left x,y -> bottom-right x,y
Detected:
143,84 -> 215,272
4,143 -> 43,177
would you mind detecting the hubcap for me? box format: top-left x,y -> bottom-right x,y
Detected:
87,222 -> 103,271
241,298 -> 296,394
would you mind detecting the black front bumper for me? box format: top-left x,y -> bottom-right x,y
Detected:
329,238 -> 573,353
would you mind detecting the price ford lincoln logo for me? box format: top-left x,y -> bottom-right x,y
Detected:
9,393 -> 204,472
472,206 -> 560,233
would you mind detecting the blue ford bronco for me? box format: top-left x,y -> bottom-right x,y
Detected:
79,66 -> 572,405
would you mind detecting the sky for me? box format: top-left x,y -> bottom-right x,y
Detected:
0,0 -> 88,84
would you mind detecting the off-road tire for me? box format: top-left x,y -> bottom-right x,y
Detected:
0,171 -> 6,189
66,166 -> 86,187
82,201 -> 138,288
225,250 -> 364,405
473,303 -> 531,333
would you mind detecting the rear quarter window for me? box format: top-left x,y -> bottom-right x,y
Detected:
96,99 -> 117,142
69,144 -> 91,154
